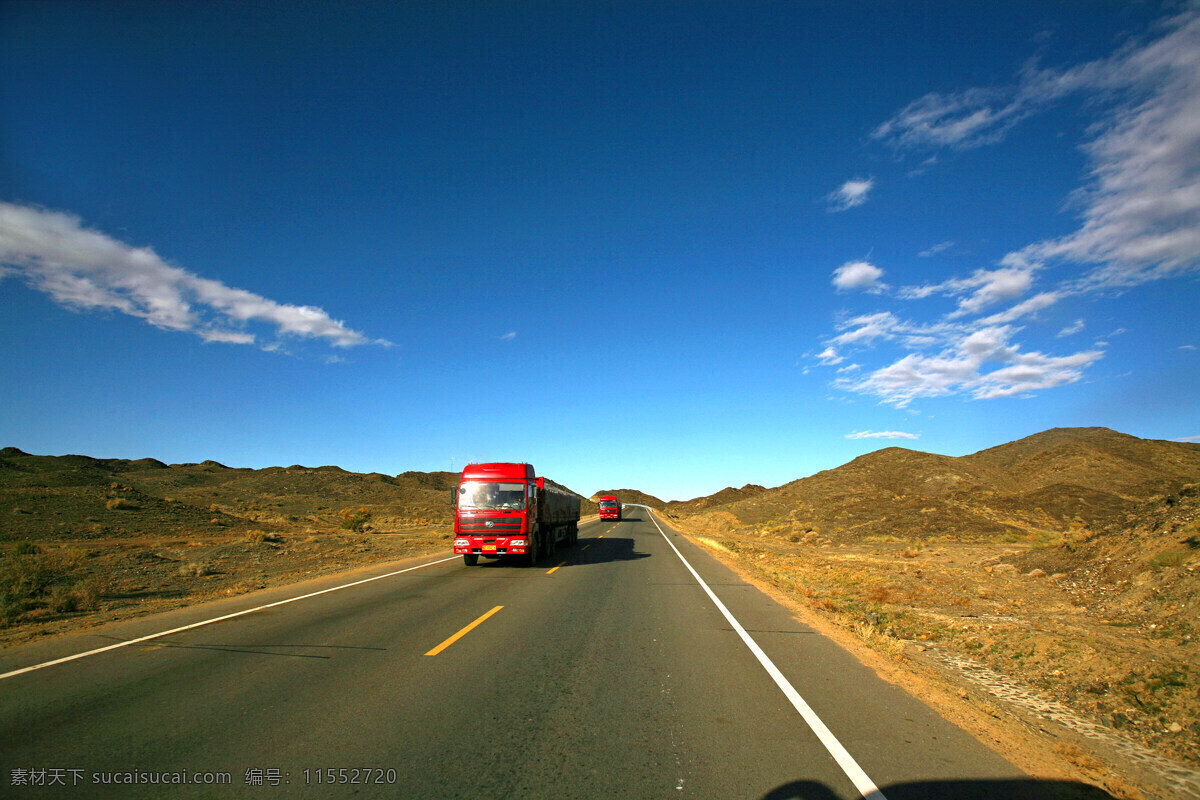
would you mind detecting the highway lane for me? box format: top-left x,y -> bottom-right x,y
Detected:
0,510 -> 1110,799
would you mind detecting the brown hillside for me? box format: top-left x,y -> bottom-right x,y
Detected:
665,484 -> 768,516
0,447 -> 465,541
1013,482 -> 1200,627
670,428 -> 1200,546
963,427 -> 1200,497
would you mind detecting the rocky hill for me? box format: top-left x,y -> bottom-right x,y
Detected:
0,448 -> 579,540
667,428 -> 1200,546
1013,481 -> 1200,629
665,483 -> 768,516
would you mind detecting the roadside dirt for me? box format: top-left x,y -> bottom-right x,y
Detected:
658,515 -> 1199,800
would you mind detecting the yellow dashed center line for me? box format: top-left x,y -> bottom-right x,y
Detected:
547,562 -> 567,575
424,606 -> 503,656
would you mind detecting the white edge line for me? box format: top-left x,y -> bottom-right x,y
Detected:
0,555 -> 461,681
640,506 -> 888,800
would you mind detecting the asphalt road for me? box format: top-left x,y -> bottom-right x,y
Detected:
0,508 -> 1114,799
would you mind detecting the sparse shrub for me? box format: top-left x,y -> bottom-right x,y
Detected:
71,578 -> 103,611
48,585 -> 80,613
106,497 -> 140,511
1031,529 -> 1062,549
0,545 -> 88,626
340,507 -> 372,532
179,562 -> 214,578
866,585 -> 890,604
1149,550 -> 1187,569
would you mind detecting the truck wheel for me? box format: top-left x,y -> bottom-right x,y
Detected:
463,554 -> 479,566
545,530 -> 557,561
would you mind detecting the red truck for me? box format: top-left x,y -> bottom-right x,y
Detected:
452,463 -> 581,566
597,495 -> 621,521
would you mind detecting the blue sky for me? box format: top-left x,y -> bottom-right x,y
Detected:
2,1 -> 1198,501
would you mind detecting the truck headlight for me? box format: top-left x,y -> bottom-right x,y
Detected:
509,539 -> 526,547
454,539 -> 469,547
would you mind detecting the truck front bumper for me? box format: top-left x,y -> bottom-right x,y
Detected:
454,538 -> 528,556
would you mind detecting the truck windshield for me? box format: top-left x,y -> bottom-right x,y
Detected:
599,502 -> 618,510
458,482 -> 526,511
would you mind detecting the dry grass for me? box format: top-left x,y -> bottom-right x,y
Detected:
0,542 -> 104,624
105,497 -> 140,511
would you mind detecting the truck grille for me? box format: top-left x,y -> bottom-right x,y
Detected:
458,517 -> 522,535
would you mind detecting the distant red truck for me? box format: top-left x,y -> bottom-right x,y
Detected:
597,495 -> 621,521
452,463 -> 580,566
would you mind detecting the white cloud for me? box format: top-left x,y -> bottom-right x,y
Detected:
832,261 -> 886,293
500,331 -> 517,341
817,347 -> 844,365
1058,319 -> 1085,337
950,267 -> 1036,317
919,241 -> 955,258
977,292 -> 1060,325
845,430 -> 920,440
831,311 -> 899,346
828,178 -> 875,211
872,86 -> 1035,151
836,325 -> 1104,407
0,202 -> 388,350
199,329 -> 258,345
900,266 -> 1037,318
1174,434 -> 1200,442
830,311 -> 960,351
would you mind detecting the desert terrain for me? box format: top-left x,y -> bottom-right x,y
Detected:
2,428 -> 1198,799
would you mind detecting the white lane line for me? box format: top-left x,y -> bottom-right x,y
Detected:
0,555 -> 462,682
642,507 -> 887,800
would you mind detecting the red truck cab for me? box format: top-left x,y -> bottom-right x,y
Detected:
598,495 -> 621,520
453,463 -> 579,566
